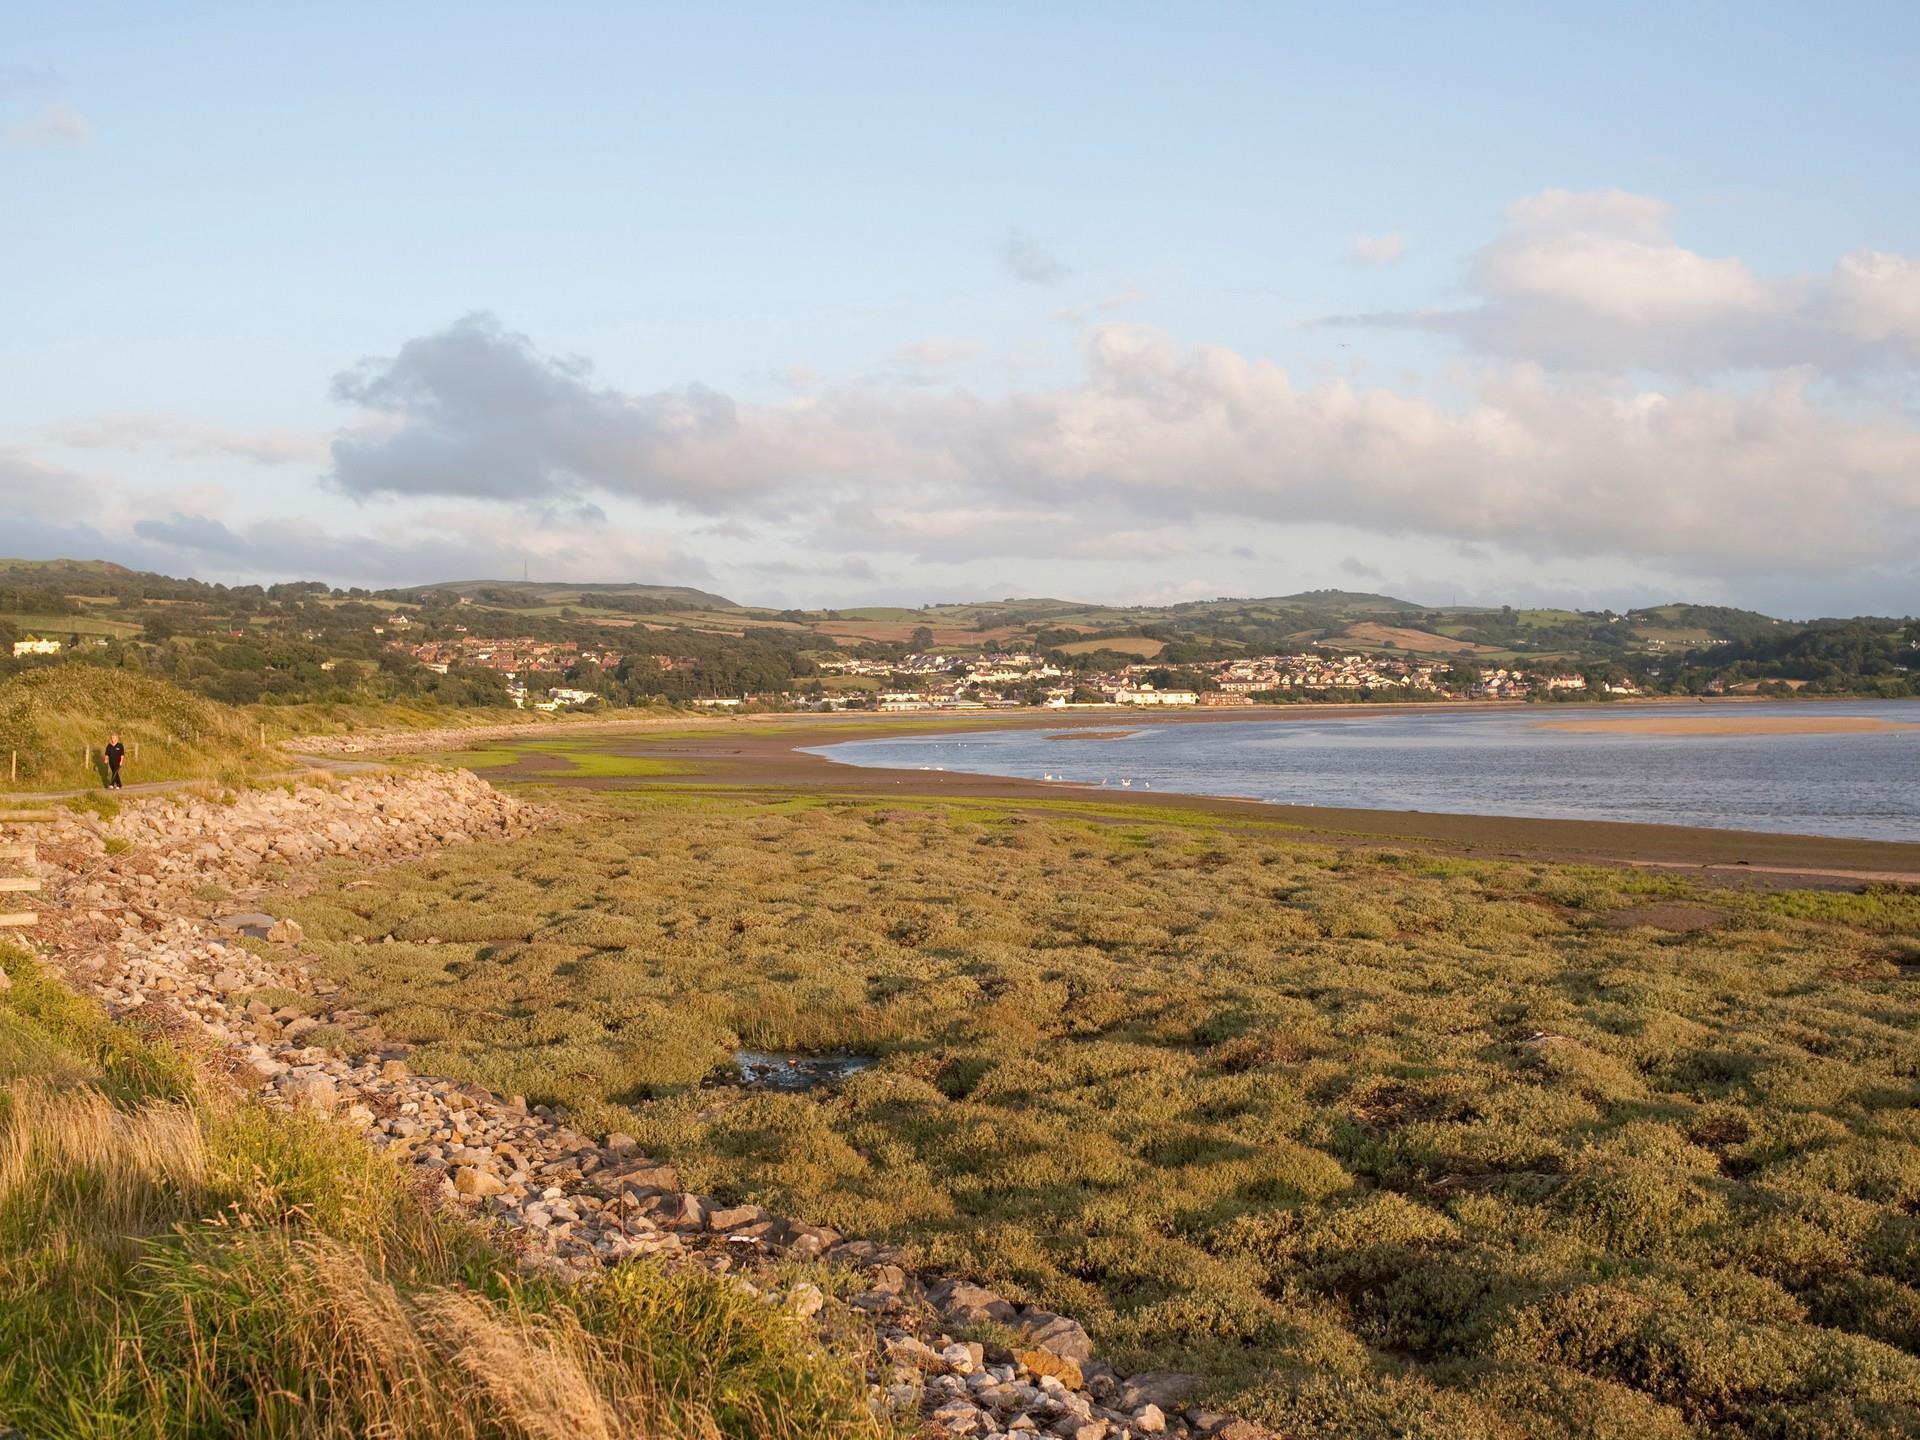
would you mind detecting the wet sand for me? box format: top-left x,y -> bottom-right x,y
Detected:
1540,715 -> 1920,737
471,708 -> 1920,891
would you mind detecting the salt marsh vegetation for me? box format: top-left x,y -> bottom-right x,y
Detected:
294,789 -> 1920,1436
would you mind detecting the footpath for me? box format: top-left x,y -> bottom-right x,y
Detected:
3,767 -> 1258,1440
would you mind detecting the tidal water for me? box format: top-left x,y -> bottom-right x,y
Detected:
806,702 -> 1920,841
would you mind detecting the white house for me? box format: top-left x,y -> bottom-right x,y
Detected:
11,637 -> 62,657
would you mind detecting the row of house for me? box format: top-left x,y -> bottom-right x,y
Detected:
403,635 -> 622,676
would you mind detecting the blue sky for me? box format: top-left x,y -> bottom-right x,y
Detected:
4,3 -> 1918,615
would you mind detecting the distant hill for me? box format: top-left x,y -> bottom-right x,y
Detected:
1257,589 -> 1426,614
403,579 -> 740,610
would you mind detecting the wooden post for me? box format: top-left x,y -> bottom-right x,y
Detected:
8,751 -> 13,783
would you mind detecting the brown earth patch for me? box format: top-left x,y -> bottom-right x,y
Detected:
1339,622 -> 1493,654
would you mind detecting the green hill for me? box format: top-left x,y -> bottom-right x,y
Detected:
405,579 -> 740,610
0,669 -> 275,791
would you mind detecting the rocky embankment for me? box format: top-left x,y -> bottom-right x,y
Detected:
9,770 -> 1260,1440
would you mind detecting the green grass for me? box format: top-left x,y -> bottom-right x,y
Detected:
0,669 -> 278,792
2,610 -> 144,638
0,943 -> 885,1440
293,787 -> 1920,1438
433,737 -> 698,779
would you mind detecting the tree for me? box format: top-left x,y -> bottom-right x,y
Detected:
908,626 -> 935,652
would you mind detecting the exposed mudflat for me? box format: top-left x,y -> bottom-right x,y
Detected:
1539,714 -> 1919,736
462,715 -> 1920,890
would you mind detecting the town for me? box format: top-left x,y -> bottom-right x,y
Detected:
374,632 -> 1642,712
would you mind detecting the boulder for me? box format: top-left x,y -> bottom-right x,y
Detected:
929,1279 -> 1020,1327
705,1203 -> 769,1232
453,1166 -> 508,1199
279,1073 -> 338,1113
1014,1348 -> 1083,1389
1119,1373 -> 1202,1412
1017,1310 -> 1094,1364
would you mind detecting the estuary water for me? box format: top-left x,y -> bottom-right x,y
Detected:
806,701 -> 1920,841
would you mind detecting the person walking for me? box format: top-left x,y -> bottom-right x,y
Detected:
104,733 -> 126,789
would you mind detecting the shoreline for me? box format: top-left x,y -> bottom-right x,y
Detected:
430,703 -> 1920,889
287,691 -> 1913,758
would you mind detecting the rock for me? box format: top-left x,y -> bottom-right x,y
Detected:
453,1166 -> 507,1198
266,918 -> 304,944
939,1342 -> 982,1375
604,1131 -> 637,1154
1185,1413 -> 1265,1440
1015,1349 -> 1083,1389
1049,1420 -> 1106,1440
931,1400 -> 986,1433
705,1203 -> 768,1231
279,1073 -> 338,1113
601,1162 -> 680,1194
1018,1311 -> 1093,1364
1119,1374 -> 1202,1412
1131,1404 -> 1166,1434
929,1279 -> 1020,1327
884,1335 -> 942,1369
786,1282 -> 825,1318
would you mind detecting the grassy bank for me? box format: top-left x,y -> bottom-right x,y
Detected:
0,944 -> 884,1440
288,786 -> 1920,1438
251,698 -> 691,742
0,669 -> 277,792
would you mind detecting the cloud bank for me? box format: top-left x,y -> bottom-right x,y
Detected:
1340,188 -> 1920,373
323,301 -> 1920,585
19,189 -> 1918,608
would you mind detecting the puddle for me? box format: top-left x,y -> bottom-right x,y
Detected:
211,911 -> 276,940
721,1050 -> 876,1092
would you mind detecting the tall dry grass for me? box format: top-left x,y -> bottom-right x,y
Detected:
0,944 -> 886,1440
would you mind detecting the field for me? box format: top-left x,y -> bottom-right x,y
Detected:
1056,636 -> 1168,659
287,769 -> 1920,1438
3,610 -> 144,639
0,943 -> 880,1439
1333,624 -> 1491,656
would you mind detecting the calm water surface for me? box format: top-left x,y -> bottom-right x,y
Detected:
806,702 -> 1920,841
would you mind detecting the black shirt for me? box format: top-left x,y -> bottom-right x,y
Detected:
105,742 -> 125,769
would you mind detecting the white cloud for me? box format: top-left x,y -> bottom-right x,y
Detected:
319,314 -> 1920,593
3,100 -> 93,147
1349,232 -> 1405,266
1338,188 -> 1920,373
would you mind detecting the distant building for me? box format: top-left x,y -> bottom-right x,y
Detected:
11,637 -> 61,657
